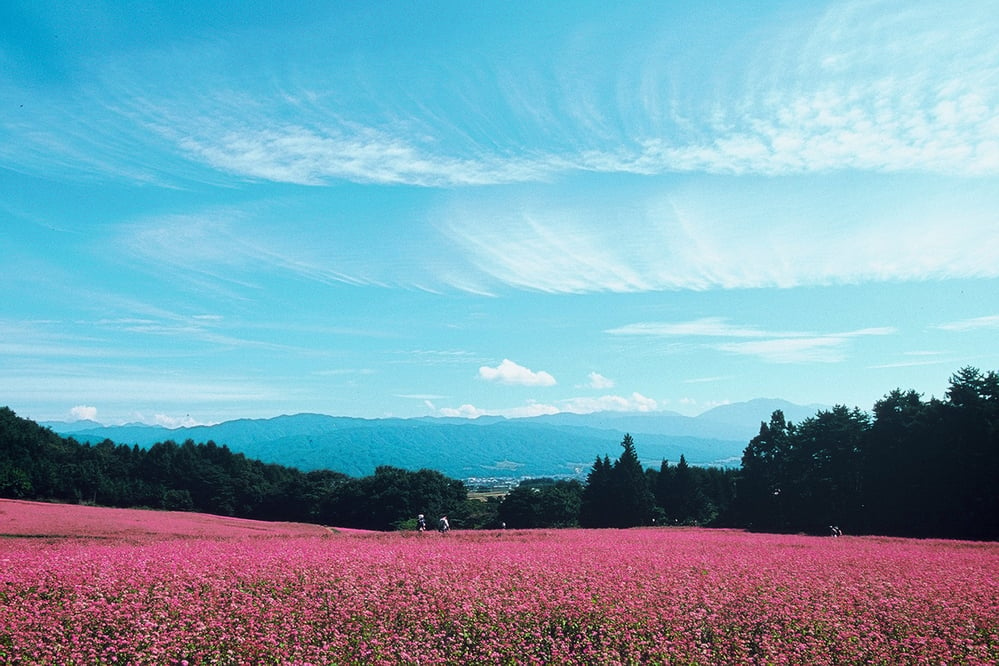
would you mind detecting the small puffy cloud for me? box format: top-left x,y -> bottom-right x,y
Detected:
69,405 -> 98,421
478,359 -> 556,386
154,413 -> 201,428
438,403 -> 489,418
436,402 -> 560,419
435,393 -> 658,418
562,392 -> 658,413
585,371 -> 615,389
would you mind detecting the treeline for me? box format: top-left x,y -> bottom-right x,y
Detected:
497,367 -> 999,540
496,441 -> 737,530
737,367 -> 998,540
2,366 -> 997,539
0,404 -> 736,533
0,407 -> 482,530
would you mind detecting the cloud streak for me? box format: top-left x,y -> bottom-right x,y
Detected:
935,315 -> 999,332
177,125 -> 555,187
117,210 -> 383,295
440,176 -> 999,294
608,318 -> 896,364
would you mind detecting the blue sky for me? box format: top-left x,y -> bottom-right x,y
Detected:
2,0 -> 998,426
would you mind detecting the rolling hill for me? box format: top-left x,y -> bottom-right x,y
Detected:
46,399 -> 825,480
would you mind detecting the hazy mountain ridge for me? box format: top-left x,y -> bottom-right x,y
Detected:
45,399 -> 826,479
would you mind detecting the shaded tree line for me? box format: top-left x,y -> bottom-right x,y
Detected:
737,367 -> 999,540
0,407 -> 474,530
497,367 -> 998,540
497,436 -> 738,530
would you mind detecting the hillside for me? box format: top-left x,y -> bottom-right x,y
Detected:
47,400 -> 825,479
0,498 -> 328,541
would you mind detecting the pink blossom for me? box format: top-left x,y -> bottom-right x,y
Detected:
1,499 -> 996,664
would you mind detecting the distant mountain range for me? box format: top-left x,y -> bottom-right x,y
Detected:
45,399 -> 825,480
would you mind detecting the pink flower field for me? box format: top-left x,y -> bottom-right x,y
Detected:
1,500 -> 997,665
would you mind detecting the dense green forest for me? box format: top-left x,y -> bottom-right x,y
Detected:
2,367 -> 997,539
0,409 -> 476,530
737,366 -> 999,540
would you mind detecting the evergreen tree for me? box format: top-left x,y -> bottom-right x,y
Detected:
737,410 -> 793,531
580,435 -> 655,528
653,459 -> 672,519
498,479 -> 583,528
784,406 -> 869,533
580,454 -> 613,527
864,388 -> 930,535
939,367 -> 999,539
610,434 -> 655,527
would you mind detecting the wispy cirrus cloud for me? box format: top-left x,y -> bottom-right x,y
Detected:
177,125 -> 557,187
869,351 -> 951,370
715,336 -> 853,364
608,318 -> 896,364
117,210 -> 380,294
607,318 -> 775,338
716,328 -> 897,364
6,1 -> 998,188
934,315 -> 999,332
439,173 -> 999,294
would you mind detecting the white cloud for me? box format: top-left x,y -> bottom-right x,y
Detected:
478,359 -> 556,386
665,397 -> 730,415
869,358 -> 950,369
120,212 -> 376,292
437,401 -> 560,419
610,318 -> 895,364
683,376 -> 731,384
397,393 -> 448,401
585,371 -> 615,389
69,405 -> 98,422
437,404 -> 487,418
561,393 -> 658,413
935,315 -> 999,332
715,328 -> 895,364
178,126 -> 551,187
435,392 -> 658,419
6,0 -> 999,189
153,413 -> 203,428
607,318 -> 772,338
715,337 -> 849,364
442,176 -> 999,295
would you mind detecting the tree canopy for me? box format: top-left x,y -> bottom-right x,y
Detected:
735,367 -> 998,540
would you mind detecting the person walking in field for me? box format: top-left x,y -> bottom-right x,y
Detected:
438,515 -> 450,533
417,514 -> 426,532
